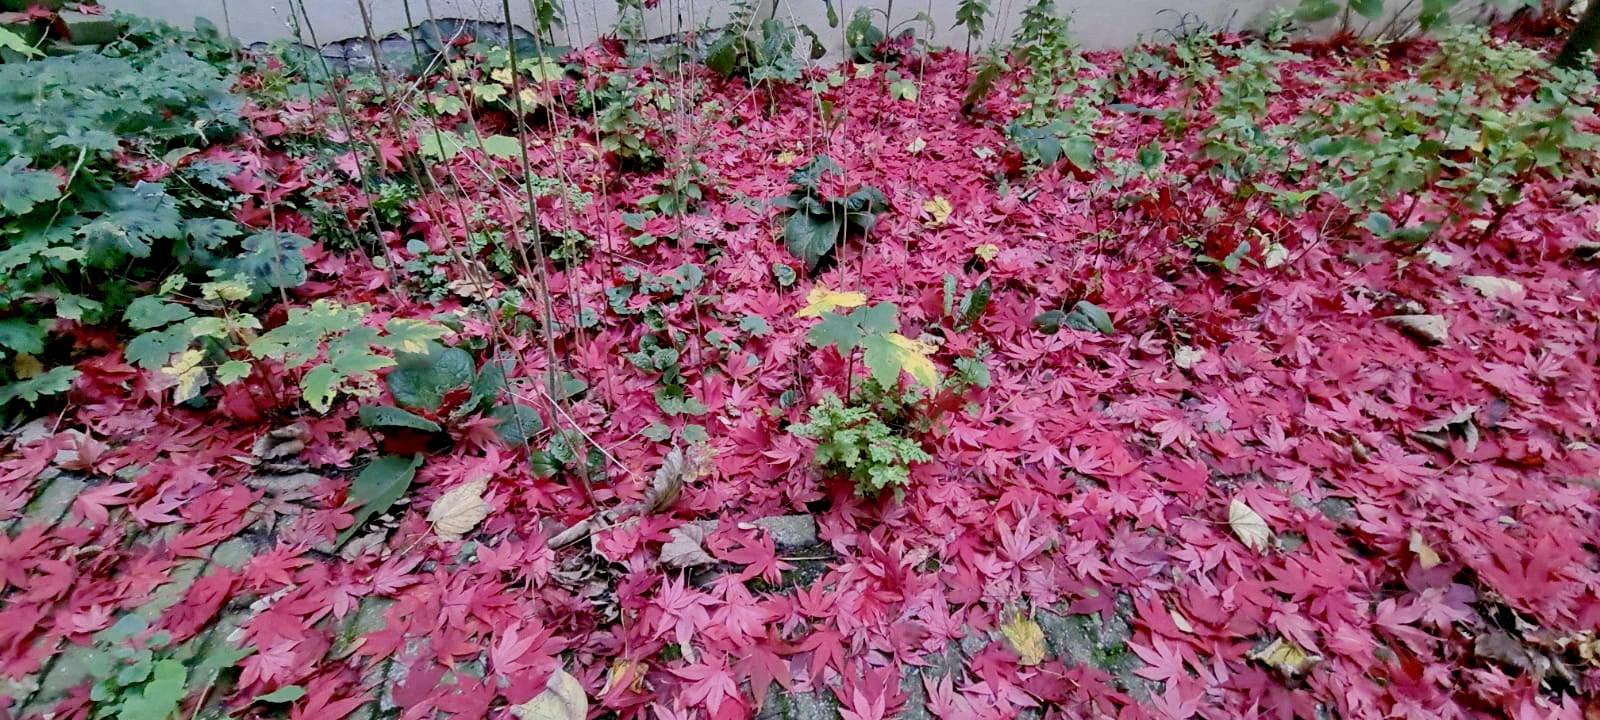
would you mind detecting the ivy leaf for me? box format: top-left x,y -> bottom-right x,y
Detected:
0,319 -> 46,356
795,285 -> 867,318
386,344 -> 475,412
359,404 -> 443,432
336,453 -> 423,548
861,332 -> 939,390
300,363 -> 340,412
215,360 -> 252,385
0,158 -> 61,217
1063,135 -> 1097,171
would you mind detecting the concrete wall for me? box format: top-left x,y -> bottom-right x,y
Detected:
101,0 -> 1289,52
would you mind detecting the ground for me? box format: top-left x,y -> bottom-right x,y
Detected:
3,16 -> 1600,720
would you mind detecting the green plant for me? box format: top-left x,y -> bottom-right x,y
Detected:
954,0 -> 993,53
358,342 -> 543,447
0,28 -> 306,417
797,287 -> 939,394
775,155 -> 888,272
840,6 -> 932,63
789,392 -> 932,498
127,286 -> 445,413
705,0 -> 817,84
1005,0 -> 1107,172
82,614 -> 256,720
578,69 -> 669,170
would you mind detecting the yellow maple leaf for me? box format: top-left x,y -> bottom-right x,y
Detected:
491,66 -> 514,84
974,243 -> 999,261
1000,612 -> 1048,666
922,196 -> 953,226
885,333 -> 939,389
162,349 -> 208,404
795,285 -> 867,318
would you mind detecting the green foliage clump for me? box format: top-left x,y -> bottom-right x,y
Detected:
776,155 -> 887,272
790,392 -> 932,498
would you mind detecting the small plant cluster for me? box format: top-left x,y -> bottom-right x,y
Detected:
789,392 -> 933,498
704,0 -> 817,84
359,342 -> 542,447
999,0 -> 1110,173
776,155 -> 888,272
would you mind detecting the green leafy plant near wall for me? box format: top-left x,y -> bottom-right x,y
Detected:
0,32 -> 313,417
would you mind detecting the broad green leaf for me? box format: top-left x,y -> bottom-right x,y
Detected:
1063,135 -> 1097,171
359,404 -> 443,432
861,332 -> 939,391
0,27 -> 41,58
0,366 -> 78,405
0,319 -> 46,355
855,302 -> 900,335
381,318 -> 447,355
230,231 -> 310,291
256,685 -> 306,703
490,403 -> 543,445
215,360 -> 253,384
124,297 -> 194,331
418,130 -> 465,160
116,659 -> 186,720
386,345 -> 475,412
807,311 -> 865,352
77,184 -> 183,265
783,211 -> 843,271
300,363 -> 339,412
1294,0 -> 1341,20
336,453 -> 422,547
1349,0 -> 1385,19
432,95 -> 467,115
126,327 -> 191,370
0,158 -> 60,217
1064,301 -> 1114,334
480,134 -> 521,159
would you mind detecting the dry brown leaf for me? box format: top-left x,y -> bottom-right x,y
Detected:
1229,499 -> 1272,552
1409,531 -> 1442,569
1000,612 -> 1048,666
1249,636 -> 1321,676
1383,314 -> 1450,344
1460,274 -> 1524,300
645,445 -> 710,515
252,423 -> 310,461
510,668 -> 587,720
428,477 -> 491,541
660,523 -> 715,569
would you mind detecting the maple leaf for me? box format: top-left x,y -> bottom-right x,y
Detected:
861,332 -> 939,390
796,285 -> 868,318
672,656 -> 742,716
734,645 -> 793,708
999,612 -> 1047,666
71,481 -> 136,525
795,628 -> 848,683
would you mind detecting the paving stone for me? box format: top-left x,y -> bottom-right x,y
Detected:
28,642 -> 104,710
21,474 -> 86,527
132,558 -> 207,622
752,514 -> 818,550
210,536 -> 260,570
898,668 -> 931,720
787,689 -> 836,720
58,10 -> 119,45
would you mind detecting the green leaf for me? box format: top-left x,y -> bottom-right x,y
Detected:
77,184 -> 183,265
381,318 -> 447,356
739,315 -> 771,336
1063,135 -> 1097,171
115,659 -> 186,720
0,319 -> 46,355
1363,211 -> 1396,237
0,158 -> 61,217
489,403 -> 543,445
124,297 -> 194,331
479,134 -> 521,159
215,360 -> 252,384
336,453 -> 423,547
1033,310 -> 1065,333
230,231 -> 310,292
855,302 -> 900,335
256,685 -> 306,703
0,27 -> 42,58
300,363 -> 340,413
807,311 -> 865,352
783,211 -> 844,271
359,404 -> 443,432
386,345 -> 475,412
0,366 -> 79,406
1349,0 -> 1385,18
468,357 -> 516,411
126,327 -> 191,370
418,131 -> 465,160
1064,301 -> 1114,334
1294,0 -> 1342,20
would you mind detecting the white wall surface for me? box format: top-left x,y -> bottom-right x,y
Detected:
101,0 -> 1288,51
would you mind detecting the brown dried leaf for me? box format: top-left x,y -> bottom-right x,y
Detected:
645,445 -> 711,515
252,423 -> 310,461
660,523 -> 715,569
510,668 -> 587,720
428,477 -> 491,541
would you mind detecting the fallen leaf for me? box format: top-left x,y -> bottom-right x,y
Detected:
646,445 -> 711,515
1460,274 -> 1524,300
1170,609 -> 1195,634
428,477 -> 491,541
1000,612 -> 1048,666
510,668 -> 587,720
1409,531 -> 1441,569
660,523 -> 715,569
974,243 -> 999,261
252,423 -> 311,461
1173,346 -> 1204,370
1229,499 -> 1272,552
1249,636 -> 1321,676
1383,314 -> 1449,344
922,196 -> 953,226
795,285 -> 868,318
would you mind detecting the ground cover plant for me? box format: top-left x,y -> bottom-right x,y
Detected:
2,2 -> 1600,719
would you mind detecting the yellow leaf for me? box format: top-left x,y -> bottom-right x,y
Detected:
1460,274 -> 1524,300
600,659 -> 647,696
1000,612 -> 1048,666
974,243 -> 999,261
428,477 -> 491,541
13,353 -> 42,380
922,196 -> 953,226
162,349 -> 208,404
795,286 -> 867,318
510,668 -> 587,720
1170,609 -> 1195,634
201,279 -> 251,302
1248,636 -> 1321,676
1228,498 -> 1272,552
491,67 -> 514,84
1409,531 -> 1441,569
884,333 -> 939,389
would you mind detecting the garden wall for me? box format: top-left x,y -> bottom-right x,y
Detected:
100,0 -> 1292,52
